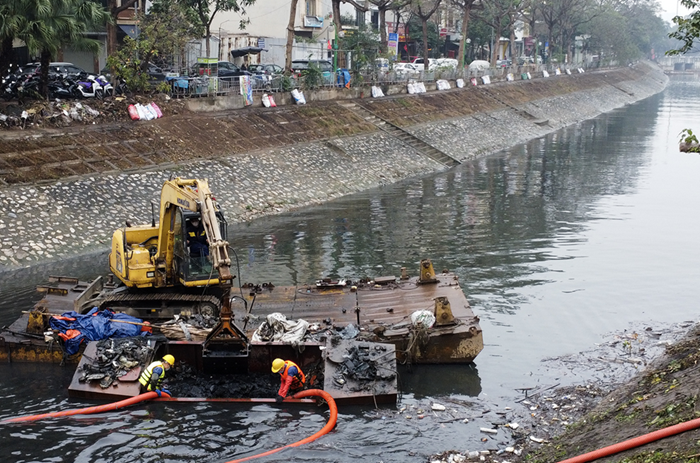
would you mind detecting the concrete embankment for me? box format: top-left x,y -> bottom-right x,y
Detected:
0,62 -> 668,269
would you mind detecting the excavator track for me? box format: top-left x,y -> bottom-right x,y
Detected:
94,292 -> 222,319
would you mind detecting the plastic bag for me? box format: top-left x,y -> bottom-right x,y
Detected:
262,93 -> 271,107
150,102 -> 163,118
371,86 -> 384,98
291,89 -> 306,105
268,95 -> 277,107
436,79 -> 450,90
339,324 -> 360,339
411,310 -> 436,329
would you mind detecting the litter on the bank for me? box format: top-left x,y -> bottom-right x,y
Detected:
291,89 -> 306,104
480,427 -> 498,434
431,403 -> 446,411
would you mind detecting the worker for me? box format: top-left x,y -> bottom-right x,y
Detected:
139,354 -> 174,396
186,216 -> 209,258
272,358 -> 306,402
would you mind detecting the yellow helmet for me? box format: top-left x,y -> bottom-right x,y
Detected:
162,354 -> 175,366
271,358 -> 285,373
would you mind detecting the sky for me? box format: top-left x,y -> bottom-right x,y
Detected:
658,0 -> 693,23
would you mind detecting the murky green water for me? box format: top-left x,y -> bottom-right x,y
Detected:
1,76 -> 699,462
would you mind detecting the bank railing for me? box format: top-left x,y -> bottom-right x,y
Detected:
166,62 -> 600,99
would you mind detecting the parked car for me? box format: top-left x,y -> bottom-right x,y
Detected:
410,57 -> 435,72
393,62 -> 420,78
249,63 -> 284,90
517,55 -> 542,65
249,63 -> 283,76
20,62 -> 86,78
216,61 -> 252,80
434,58 -> 458,69
496,59 -> 512,68
468,60 -> 491,71
100,63 -> 167,82
190,61 -> 252,81
291,60 -> 334,84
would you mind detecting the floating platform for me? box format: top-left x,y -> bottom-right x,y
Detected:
232,269 -> 483,364
1,261 -> 482,405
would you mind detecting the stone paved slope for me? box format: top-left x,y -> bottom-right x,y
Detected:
0,62 -> 667,268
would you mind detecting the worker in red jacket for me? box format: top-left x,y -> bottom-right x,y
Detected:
272,358 -> 306,402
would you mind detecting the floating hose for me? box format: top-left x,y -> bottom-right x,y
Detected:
558,415 -> 700,463
224,389 -> 338,463
1,388 -> 337,463
0,391 -> 167,424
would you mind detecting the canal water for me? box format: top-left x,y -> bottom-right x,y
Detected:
1,75 -> 699,462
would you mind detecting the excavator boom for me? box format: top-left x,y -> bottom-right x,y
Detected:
156,178 -> 232,285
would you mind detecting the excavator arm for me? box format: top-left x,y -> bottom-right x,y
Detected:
155,178 -> 232,286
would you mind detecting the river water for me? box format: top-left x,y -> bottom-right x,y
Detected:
1,75 -> 699,462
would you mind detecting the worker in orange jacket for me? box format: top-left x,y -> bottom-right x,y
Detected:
272,358 -> 306,402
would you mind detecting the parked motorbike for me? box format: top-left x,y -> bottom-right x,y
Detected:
48,75 -> 74,99
74,73 -> 103,99
95,75 -> 113,97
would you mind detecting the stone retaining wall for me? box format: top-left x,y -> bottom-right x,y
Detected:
0,62 -> 668,269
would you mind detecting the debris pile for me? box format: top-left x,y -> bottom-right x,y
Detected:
0,95 -> 185,130
167,363 -> 278,398
158,313 -> 218,341
252,312 -> 310,344
78,336 -> 151,388
328,340 -> 396,392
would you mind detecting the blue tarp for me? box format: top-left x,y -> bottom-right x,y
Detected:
337,69 -> 351,87
49,307 -> 150,355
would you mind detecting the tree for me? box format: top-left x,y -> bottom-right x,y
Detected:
107,0 -> 196,91
15,0 -> 108,97
284,0 -> 299,73
668,0 -> 700,54
184,0 -> 256,59
473,0 -> 521,65
340,24 -> 383,78
450,0 -> 481,68
0,0 -> 27,73
410,0 -> 443,65
367,0 -> 410,51
331,0 -> 368,69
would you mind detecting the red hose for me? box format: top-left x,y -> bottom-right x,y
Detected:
223,389 -> 338,463
1,389 -> 338,463
0,391 -> 166,424
558,416 -> 700,463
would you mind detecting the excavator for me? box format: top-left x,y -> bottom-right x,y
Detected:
109,177 -> 230,294
104,177 -> 248,359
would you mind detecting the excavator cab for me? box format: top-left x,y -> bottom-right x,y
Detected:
174,209 -> 228,283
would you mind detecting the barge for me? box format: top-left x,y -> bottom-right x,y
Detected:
0,260 -> 482,405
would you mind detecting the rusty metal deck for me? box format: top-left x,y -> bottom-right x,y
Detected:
323,339 -> 397,405
68,341 -> 146,400
0,276 -> 96,364
234,271 -> 483,364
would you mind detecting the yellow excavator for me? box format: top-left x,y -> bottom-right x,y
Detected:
104,177 -> 248,357
110,177 -> 231,291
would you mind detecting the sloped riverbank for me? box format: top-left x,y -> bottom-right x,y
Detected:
0,62 -> 667,268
